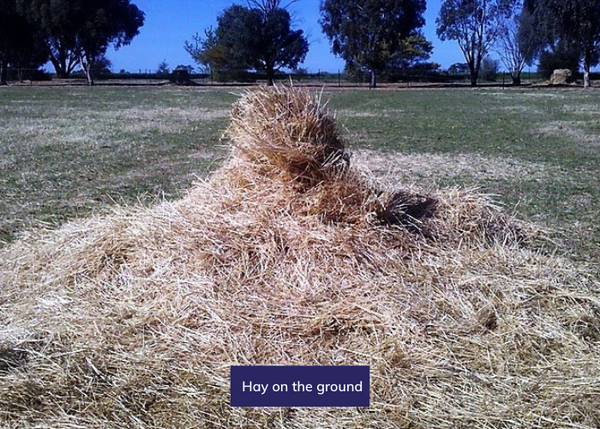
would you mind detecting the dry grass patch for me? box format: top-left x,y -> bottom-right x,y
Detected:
1,87 -> 599,428
537,121 -> 600,148
337,108 -> 405,118
114,107 -> 230,134
353,150 -> 562,183
1,106 -> 229,139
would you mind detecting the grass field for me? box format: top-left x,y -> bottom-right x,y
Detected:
1,85 -> 599,265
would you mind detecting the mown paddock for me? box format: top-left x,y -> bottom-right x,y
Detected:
0,85 -> 599,427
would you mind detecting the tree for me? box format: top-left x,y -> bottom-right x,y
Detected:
537,40 -> 581,79
320,0 -> 428,88
17,0 -> 77,78
480,55 -> 500,80
437,0 -> 514,86
529,0 -> 600,87
75,0 -> 144,85
186,0 -> 308,85
394,34 -> 434,69
496,6 -> 540,85
0,0 -> 22,84
18,0 -> 144,85
185,28 -> 228,76
90,53 -> 112,76
448,62 -> 470,74
0,0 -> 45,84
156,60 -> 170,77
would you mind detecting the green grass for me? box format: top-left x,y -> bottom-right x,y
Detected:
0,87 -> 237,241
1,86 -> 598,265
328,89 -> 600,263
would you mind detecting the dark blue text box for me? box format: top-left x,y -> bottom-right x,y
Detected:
230,365 -> 370,407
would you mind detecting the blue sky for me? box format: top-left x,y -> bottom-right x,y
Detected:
107,0 -> 467,73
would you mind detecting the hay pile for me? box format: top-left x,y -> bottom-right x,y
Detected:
1,87 -> 599,428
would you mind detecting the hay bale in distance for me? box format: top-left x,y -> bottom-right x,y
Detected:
550,68 -> 572,85
1,87 -> 599,428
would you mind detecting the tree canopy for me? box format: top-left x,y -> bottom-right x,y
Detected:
0,0 -> 46,84
495,5 -> 540,85
17,0 -> 144,84
186,0 -> 308,85
527,0 -> 600,87
320,0 -> 429,88
437,0 -> 514,86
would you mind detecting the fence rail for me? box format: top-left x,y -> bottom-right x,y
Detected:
2,67 -> 598,87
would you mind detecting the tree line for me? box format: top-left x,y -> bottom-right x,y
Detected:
2,0 -> 599,87
186,0 -> 433,88
437,0 -> 600,87
186,0 -> 600,88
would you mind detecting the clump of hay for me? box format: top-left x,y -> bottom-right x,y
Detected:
1,87 -> 599,428
228,87 -> 347,185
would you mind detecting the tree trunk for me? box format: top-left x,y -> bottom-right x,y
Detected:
370,69 -> 376,88
50,56 -> 67,78
264,65 -> 274,86
79,53 -> 94,86
50,50 -> 77,78
468,63 -> 478,86
583,56 -> 591,88
85,65 -> 94,86
512,74 -> 521,86
0,60 -> 7,85
470,73 -> 478,86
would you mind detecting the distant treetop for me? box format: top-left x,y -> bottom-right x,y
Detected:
320,0 -> 430,88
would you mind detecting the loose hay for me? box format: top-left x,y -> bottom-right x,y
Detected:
1,87 -> 599,428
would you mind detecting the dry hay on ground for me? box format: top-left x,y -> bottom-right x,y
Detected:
1,87 -> 599,428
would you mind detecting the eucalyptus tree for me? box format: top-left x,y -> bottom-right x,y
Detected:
320,0 -> 429,88
496,5 -> 541,85
18,0 -> 145,84
528,0 -> 600,87
0,0 -> 45,84
437,0 -> 515,86
186,0 -> 308,85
